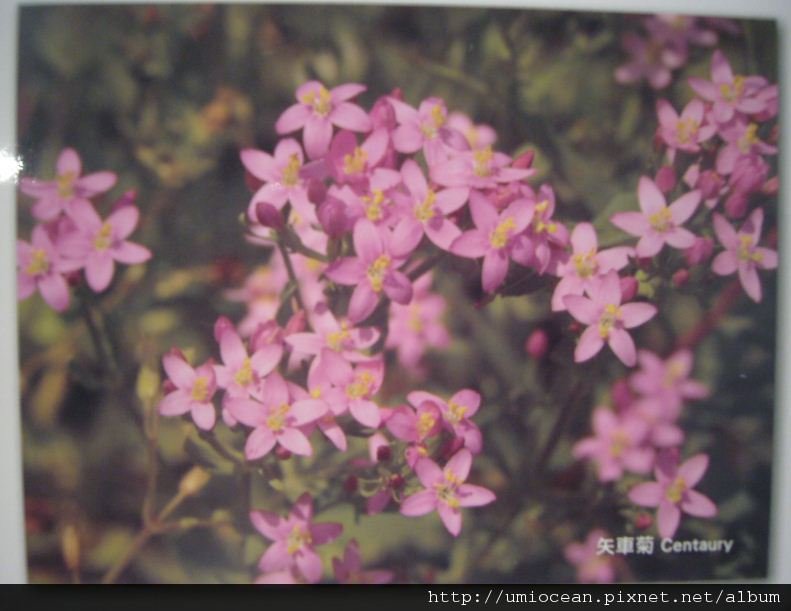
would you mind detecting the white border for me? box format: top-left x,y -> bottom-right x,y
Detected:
1,0 -> 788,584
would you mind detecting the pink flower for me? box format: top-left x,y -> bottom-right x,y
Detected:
332,540 -> 394,584
213,323 -> 283,398
656,99 -> 716,155
20,148 -> 117,221
327,129 -> 389,186
551,222 -> 633,311
688,51 -> 769,124
251,493 -> 342,584
572,407 -> 654,482
386,400 -> 443,462
629,350 -> 709,417
158,351 -> 218,430
385,274 -> 450,372
406,389 -> 482,454
389,96 -> 454,166
629,453 -> 717,538
276,81 -> 371,160
311,348 -> 385,428
711,208 -> 777,302
394,159 -> 469,250
445,112 -> 497,151
431,146 -> 533,191
450,193 -> 533,293
286,303 -> 380,362
564,529 -> 616,584
59,200 -> 151,292
332,169 -> 403,227
513,185 -> 569,274
564,271 -> 656,367
715,120 -> 777,176
400,449 -> 495,537
615,32 -> 686,90
226,373 -> 326,460
241,138 -> 315,221
17,225 -> 76,312
324,220 -> 421,323
610,176 -> 701,258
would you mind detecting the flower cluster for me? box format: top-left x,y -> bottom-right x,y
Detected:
17,148 -> 151,311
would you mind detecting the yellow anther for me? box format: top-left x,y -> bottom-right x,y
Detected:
286,524 -> 312,555
363,189 -> 386,221
665,477 -> 687,504
676,118 -> 699,144
191,376 -> 210,402
327,323 -> 351,351
266,403 -> 291,432
598,303 -> 622,339
719,75 -> 745,103
300,86 -> 332,116
234,357 -> 253,387
25,248 -> 49,276
93,222 -> 113,251
473,146 -> 494,177
282,154 -> 301,186
446,400 -> 468,424
346,371 -> 375,399
738,123 -> 759,153
414,190 -> 437,222
416,411 -> 437,437
57,171 -> 76,198
648,207 -> 673,233
573,249 -> 598,278
343,147 -> 368,175
367,255 -> 391,293
490,217 -> 517,249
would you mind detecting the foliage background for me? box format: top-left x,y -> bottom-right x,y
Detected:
17,4 -> 778,583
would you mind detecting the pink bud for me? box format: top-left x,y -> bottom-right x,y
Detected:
611,379 -> 633,411
306,178 -> 327,205
285,310 -> 307,335
65,270 -> 82,287
724,191 -> 748,219
317,196 -> 349,238
684,237 -> 713,266
343,475 -> 358,493
369,96 -> 397,131
672,269 -> 689,287
654,165 -> 676,193
275,446 -> 292,460
635,513 -> 653,530
251,320 -> 283,350
761,176 -> 779,196
512,149 -> 535,170
162,379 -> 177,394
525,328 -> 549,359
389,87 -> 404,101
213,316 -> 235,343
112,189 -> 137,211
255,201 -> 285,230
368,433 -> 391,463
697,170 -> 724,202
730,155 -> 768,195
620,276 -> 638,302
390,473 -> 405,490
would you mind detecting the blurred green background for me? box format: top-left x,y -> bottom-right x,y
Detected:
17,4 -> 777,583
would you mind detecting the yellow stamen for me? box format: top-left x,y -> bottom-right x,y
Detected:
572,249 -> 598,278
362,189 -> 386,221
598,303 -> 622,339
57,171 -> 76,198
408,303 -> 423,333
490,217 -> 516,249
665,476 -> 686,504
610,430 -> 629,458
286,524 -> 312,555
446,400 -> 467,425
414,189 -> 437,222
266,403 -> 291,432
420,104 -> 446,138
282,154 -> 301,187
346,371 -> 375,399
473,146 -> 494,178
367,254 -> 391,293
327,321 -> 351,351
719,75 -> 745,103
93,222 -> 113,251
191,377 -> 210,402
737,234 -> 763,263
676,118 -> 699,144
25,248 -> 50,276
343,147 -> 368,175
416,411 -> 436,437
738,123 -> 759,153
434,470 -> 462,509
234,357 -> 253,387
648,207 -> 673,233
300,85 -> 332,116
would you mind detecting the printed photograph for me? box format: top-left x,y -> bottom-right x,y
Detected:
15,3 -> 779,583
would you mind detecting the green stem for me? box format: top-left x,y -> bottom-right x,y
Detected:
277,240 -> 306,313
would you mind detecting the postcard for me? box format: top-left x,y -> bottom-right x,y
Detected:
14,3 -> 780,583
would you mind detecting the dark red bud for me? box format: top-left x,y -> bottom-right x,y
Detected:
654,165 -> 676,194
512,150 -> 535,170
620,276 -> 638,302
306,179 -> 327,206
525,328 -> 549,359
275,446 -> 292,460
255,201 -> 285,230
672,269 -> 690,287
376,446 -> 392,463
343,475 -> 358,494
390,474 -> 405,490
635,513 -> 653,530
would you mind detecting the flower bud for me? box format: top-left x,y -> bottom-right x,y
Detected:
525,328 -> 549,360
376,445 -> 392,462
306,178 -> 327,206
255,202 -> 285,230
343,475 -> 358,493
761,176 -> 779,196
213,316 -> 235,344
672,269 -> 689,287
369,433 -> 391,463
317,196 -> 348,239
635,513 -> 653,530
390,474 -> 405,490
112,189 -> 137,212
285,310 -> 307,335
512,149 -> 535,170
369,96 -> 397,131
620,276 -> 638,302
724,191 -> 748,219
275,446 -> 292,460
251,320 -> 283,350
611,379 -> 633,411
684,237 -> 713,266
654,165 -> 676,193
697,170 -> 724,202
178,466 -> 211,497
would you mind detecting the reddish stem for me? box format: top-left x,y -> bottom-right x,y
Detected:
675,279 -> 743,351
